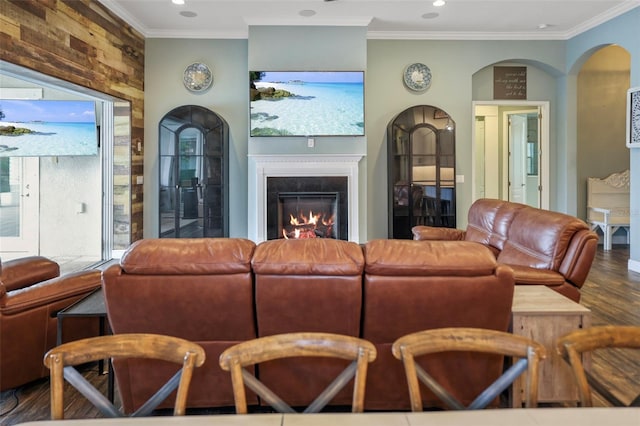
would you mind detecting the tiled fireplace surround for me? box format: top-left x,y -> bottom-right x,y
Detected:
249,155 -> 363,243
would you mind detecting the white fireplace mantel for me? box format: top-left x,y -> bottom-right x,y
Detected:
249,154 -> 363,243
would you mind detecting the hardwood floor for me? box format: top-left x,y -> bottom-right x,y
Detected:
1,245 -> 639,424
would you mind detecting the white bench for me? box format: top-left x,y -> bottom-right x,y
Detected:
587,170 -> 630,251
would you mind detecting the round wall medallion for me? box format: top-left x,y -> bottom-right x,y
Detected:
403,63 -> 432,92
183,62 -> 213,92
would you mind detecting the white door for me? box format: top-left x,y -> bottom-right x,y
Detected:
0,157 -> 39,259
508,114 -> 527,203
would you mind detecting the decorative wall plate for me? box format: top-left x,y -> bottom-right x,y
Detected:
403,63 -> 432,92
183,62 -> 213,92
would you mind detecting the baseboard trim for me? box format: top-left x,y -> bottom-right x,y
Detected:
628,258 -> 640,273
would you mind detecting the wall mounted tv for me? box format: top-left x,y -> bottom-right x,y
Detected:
250,71 -> 364,137
0,99 -> 98,157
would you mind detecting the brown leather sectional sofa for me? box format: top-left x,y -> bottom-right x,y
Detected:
0,256 -> 101,391
413,198 -> 599,302
102,237 -> 516,412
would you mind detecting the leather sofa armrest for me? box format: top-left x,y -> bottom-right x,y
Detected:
0,269 -> 101,316
0,256 -> 60,292
506,264 -> 565,286
412,226 -> 466,241
558,229 -> 599,289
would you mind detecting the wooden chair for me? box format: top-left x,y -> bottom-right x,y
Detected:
392,327 -> 546,411
43,333 -> 206,419
218,332 -> 377,414
556,325 -> 640,407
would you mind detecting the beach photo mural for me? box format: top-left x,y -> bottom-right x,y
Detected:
249,71 -> 365,137
0,99 -> 98,156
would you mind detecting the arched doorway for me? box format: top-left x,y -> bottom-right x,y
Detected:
159,105 -> 229,238
387,105 -> 456,239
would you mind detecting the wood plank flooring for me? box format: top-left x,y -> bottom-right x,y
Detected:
1,246 -> 639,424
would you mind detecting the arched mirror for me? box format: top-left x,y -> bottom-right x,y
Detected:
387,105 -> 456,239
159,105 -> 229,238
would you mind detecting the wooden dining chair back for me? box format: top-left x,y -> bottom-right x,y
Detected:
392,327 -> 546,411
43,333 -> 206,419
218,332 -> 377,414
556,325 -> 640,407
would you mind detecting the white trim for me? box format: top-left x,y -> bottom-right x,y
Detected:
472,101 -> 550,210
628,258 -> 640,273
249,154 -> 362,243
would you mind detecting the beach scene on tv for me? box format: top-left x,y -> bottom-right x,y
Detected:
250,71 -> 364,137
0,99 -> 98,156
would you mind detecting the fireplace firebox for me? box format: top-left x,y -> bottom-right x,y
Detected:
266,177 -> 348,240
278,192 -> 339,239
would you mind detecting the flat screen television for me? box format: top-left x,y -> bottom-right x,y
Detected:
0,99 -> 98,156
250,71 -> 364,137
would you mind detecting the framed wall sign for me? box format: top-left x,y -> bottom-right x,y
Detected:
627,86 -> 640,148
493,66 -> 526,100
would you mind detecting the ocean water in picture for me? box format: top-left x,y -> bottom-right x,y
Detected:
0,99 -> 98,156
250,71 -> 364,137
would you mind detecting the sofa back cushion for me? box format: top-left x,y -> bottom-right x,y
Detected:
119,238 -> 254,275
465,198 -> 527,254
497,206 -> 590,271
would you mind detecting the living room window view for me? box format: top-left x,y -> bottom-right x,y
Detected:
1,0 -> 639,424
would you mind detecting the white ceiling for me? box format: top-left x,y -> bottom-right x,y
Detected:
98,0 -> 639,40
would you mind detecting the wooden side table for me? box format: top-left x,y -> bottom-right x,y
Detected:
511,286 -> 591,407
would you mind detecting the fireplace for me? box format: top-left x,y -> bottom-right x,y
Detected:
249,154 -> 363,243
267,177 -> 348,240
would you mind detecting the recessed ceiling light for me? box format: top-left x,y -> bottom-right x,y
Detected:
537,23 -> 550,29
299,10 -> 316,17
180,11 -> 197,18
172,0 -> 185,5
433,0 -> 446,6
422,12 -> 439,19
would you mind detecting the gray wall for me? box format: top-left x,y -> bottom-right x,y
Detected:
143,8 -> 639,248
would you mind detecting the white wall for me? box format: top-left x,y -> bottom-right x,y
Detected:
39,155 -> 101,258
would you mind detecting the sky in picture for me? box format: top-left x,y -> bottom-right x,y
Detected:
259,71 -> 363,84
0,99 -> 96,123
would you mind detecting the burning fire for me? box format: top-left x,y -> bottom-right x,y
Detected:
282,210 -> 335,239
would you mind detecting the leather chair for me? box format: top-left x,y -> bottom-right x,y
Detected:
0,256 -> 101,391
361,239 -> 515,410
102,238 -> 257,412
250,238 -> 365,408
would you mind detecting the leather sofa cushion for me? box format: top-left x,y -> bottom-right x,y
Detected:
251,239 -> 364,276
364,240 -> 497,276
119,238 -> 255,275
465,198 -> 526,252
498,209 -> 589,271
0,256 -> 59,292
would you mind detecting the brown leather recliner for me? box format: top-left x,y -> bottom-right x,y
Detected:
413,198 -> 599,302
250,238 -> 365,408
101,238 -> 257,413
0,256 -> 101,391
361,239 -> 515,410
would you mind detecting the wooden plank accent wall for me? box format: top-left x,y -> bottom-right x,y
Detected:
0,0 -> 145,242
